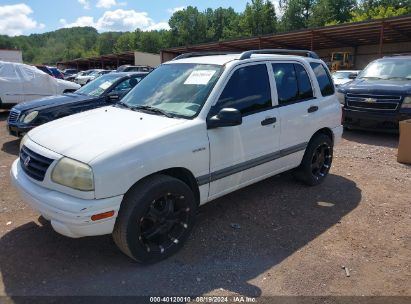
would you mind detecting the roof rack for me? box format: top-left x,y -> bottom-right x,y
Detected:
173,49 -> 319,61
239,49 -> 319,59
173,52 -> 237,61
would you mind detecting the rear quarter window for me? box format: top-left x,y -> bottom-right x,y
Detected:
310,62 -> 334,96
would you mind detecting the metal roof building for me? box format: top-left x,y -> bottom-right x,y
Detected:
58,51 -> 160,70
160,15 -> 411,68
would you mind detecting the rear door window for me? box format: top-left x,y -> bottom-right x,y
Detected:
272,63 -> 299,105
295,64 -> 314,100
272,63 -> 314,105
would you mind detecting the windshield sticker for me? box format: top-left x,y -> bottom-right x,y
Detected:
184,70 -> 216,85
99,81 -> 112,90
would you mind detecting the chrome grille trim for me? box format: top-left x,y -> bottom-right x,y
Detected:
8,110 -> 21,123
20,145 -> 54,181
346,93 -> 401,111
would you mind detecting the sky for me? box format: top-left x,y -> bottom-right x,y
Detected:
0,0 -> 264,36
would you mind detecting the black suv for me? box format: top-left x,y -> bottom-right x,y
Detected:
338,55 -> 411,132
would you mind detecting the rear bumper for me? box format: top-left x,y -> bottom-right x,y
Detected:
10,159 -> 123,238
343,108 -> 411,132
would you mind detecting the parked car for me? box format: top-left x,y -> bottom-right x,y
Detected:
35,65 -> 53,77
11,49 -> 342,263
338,55 -> 411,132
332,70 -> 360,87
65,70 -> 90,82
116,65 -> 153,73
75,69 -> 109,85
0,61 -> 80,108
7,72 -> 147,137
62,69 -> 78,78
48,67 -> 64,79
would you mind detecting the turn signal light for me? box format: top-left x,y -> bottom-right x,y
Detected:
91,211 -> 115,221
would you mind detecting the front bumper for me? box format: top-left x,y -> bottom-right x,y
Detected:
10,159 -> 123,238
343,108 -> 411,132
7,123 -> 34,137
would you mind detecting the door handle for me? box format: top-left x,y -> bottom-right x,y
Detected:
307,106 -> 319,113
261,117 -> 277,126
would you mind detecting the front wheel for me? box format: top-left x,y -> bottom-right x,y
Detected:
294,134 -> 333,186
113,174 -> 197,263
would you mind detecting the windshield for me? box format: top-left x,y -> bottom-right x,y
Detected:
359,59 -> 411,80
120,63 -> 223,118
75,74 -> 121,96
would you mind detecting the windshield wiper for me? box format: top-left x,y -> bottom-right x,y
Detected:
132,105 -> 175,118
116,101 -> 134,109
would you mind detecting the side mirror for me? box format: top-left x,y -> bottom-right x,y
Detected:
107,93 -> 120,102
348,73 -> 357,80
207,108 -> 242,129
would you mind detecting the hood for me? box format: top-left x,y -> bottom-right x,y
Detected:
340,78 -> 411,95
28,106 -> 187,163
13,93 -> 95,112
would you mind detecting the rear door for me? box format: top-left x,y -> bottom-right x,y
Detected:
271,61 -> 318,168
207,62 -> 281,199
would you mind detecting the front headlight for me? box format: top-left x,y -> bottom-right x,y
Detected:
21,111 -> 39,124
336,91 -> 345,104
51,157 -> 94,191
401,96 -> 411,109
20,134 -> 28,150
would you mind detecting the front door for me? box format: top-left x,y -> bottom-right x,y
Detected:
207,63 -> 281,200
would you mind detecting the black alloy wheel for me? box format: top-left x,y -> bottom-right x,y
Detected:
113,174 -> 197,263
139,193 -> 191,254
294,133 -> 333,186
311,143 -> 332,180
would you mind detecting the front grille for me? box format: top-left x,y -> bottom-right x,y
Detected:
346,93 -> 401,112
20,146 -> 54,181
8,110 -> 21,123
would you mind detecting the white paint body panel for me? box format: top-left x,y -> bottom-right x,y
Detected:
11,54 -> 343,238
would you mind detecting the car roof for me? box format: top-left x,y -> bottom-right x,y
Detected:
167,53 -> 320,66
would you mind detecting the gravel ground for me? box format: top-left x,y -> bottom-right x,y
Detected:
0,109 -> 410,299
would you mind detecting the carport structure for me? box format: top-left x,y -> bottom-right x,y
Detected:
57,51 -> 135,70
161,15 -> 411,68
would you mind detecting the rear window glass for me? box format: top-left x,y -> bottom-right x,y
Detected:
310,62 -> 334,96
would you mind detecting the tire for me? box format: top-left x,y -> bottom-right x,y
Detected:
294,134 -> 333,186
113,174 -> 197,263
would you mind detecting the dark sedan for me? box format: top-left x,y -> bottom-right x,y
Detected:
7,72 -> 147,137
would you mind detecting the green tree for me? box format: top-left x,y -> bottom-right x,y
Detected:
280,0 -> 315,31
350,5 -> 410,21
310,0 -> 357,26
241,0 -> 278,36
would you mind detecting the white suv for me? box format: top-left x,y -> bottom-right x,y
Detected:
11,50 -> 342,263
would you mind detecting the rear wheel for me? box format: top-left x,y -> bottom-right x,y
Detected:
294,134 -> 333,186
113,174 -> 197,263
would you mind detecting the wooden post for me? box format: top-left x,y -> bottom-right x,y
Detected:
379,23 -> 384,57
310,31 -> 314,51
